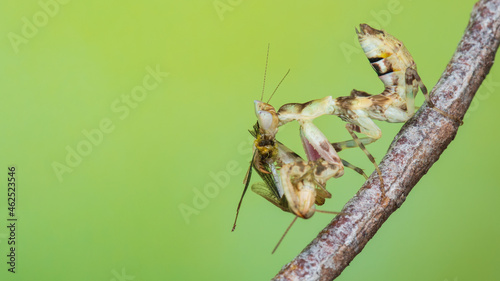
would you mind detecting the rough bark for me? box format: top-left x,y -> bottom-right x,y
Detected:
272,1 -> 500,280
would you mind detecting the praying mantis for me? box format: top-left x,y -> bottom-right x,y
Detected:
232,24 -> 462,251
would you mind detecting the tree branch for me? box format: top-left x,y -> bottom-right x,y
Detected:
272,1 -> 500,280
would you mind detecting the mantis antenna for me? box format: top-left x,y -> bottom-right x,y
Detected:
267,69 -> 291,104
261,43 -> 270,102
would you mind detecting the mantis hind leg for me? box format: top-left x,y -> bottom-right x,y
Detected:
345,123 -> 385,195
329,115 -> 384,192
331,137 -> 377,152
331,114 -> 382,152
341,159 -> 369,180
406,67 -> 463,125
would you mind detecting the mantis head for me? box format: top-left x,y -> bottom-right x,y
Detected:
254,100 -> 279,138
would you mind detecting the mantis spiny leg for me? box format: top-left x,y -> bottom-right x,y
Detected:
405,67 -> 464,125
345,123 -> 385,196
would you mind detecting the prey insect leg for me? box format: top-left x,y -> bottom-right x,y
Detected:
232,149 -> 257,232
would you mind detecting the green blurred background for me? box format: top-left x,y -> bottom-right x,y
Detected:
1,0 -> 498,280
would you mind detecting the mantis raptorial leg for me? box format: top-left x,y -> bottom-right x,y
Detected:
265,24 -> 463,196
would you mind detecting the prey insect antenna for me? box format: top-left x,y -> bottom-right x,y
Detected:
272,216 -> 298,254
267,69 -> 291,104
232,150 -> 257,232
261,43 -> 270,102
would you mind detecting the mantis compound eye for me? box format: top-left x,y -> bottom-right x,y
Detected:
254,100 -> 279,135
256,110 -> 274,131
